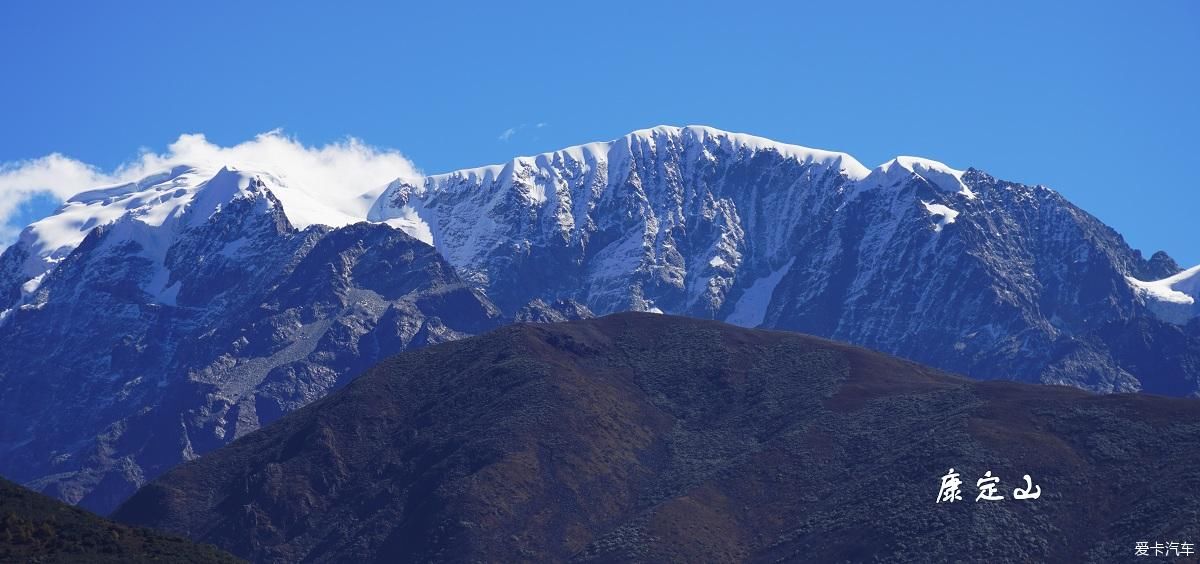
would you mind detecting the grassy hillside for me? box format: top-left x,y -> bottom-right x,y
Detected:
115,313 -> 1200,562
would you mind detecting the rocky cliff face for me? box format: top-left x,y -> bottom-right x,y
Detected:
0,167 -> 501,514
369,125 -> 1197,393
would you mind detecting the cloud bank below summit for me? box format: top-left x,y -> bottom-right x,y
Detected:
0,132 -> 421,246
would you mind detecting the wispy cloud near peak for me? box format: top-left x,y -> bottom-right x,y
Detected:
0,131 -> 420,247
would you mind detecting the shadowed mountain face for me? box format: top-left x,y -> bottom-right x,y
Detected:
0,170 -> 502,514
114,314 -> 1200,563
0,476 -> 240,563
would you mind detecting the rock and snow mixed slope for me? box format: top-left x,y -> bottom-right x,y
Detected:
365,125 -> 1198,393
0,125 -> 1196,512
0,165 -> 500,514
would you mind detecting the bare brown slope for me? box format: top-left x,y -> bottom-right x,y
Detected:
114,313 -> 1200,563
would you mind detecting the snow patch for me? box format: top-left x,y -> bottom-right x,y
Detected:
726,258 -> 794,327
20,273 -> 46,295
864,156 -> 976,199
1128,264 -> 1200,324
381,206 -> 434,246
921,201 -> 960,232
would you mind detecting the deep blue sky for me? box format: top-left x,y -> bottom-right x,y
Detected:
1,1 -> 1196,264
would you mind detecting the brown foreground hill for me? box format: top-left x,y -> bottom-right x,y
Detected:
0,476 -> 239,563
113,313 -> 1200,563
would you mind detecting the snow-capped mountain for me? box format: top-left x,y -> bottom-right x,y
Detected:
0,125 -> 1196,512
0,166 -> 501,513
367,125 -> 1198,392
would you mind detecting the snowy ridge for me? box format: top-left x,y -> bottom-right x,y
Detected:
0,167 -> 284,318
11,164 -> 393,286
18,165 -> 210,278
17,166 -> 245,274
367,126 -> 986,299
6,125 -> 1196,328
423,125 -> 872,188
6,125 -> 964,284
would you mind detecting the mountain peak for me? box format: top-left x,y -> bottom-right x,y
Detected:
869,156 -> 976,199
428,125 -> 874,185
16,126 -> 986,279
16,164 -> 222,278
624,125 -> 873,179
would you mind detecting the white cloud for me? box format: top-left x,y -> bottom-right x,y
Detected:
0,131 -> 421,247
499,122 -> 547,142
0,154 -> 114,242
